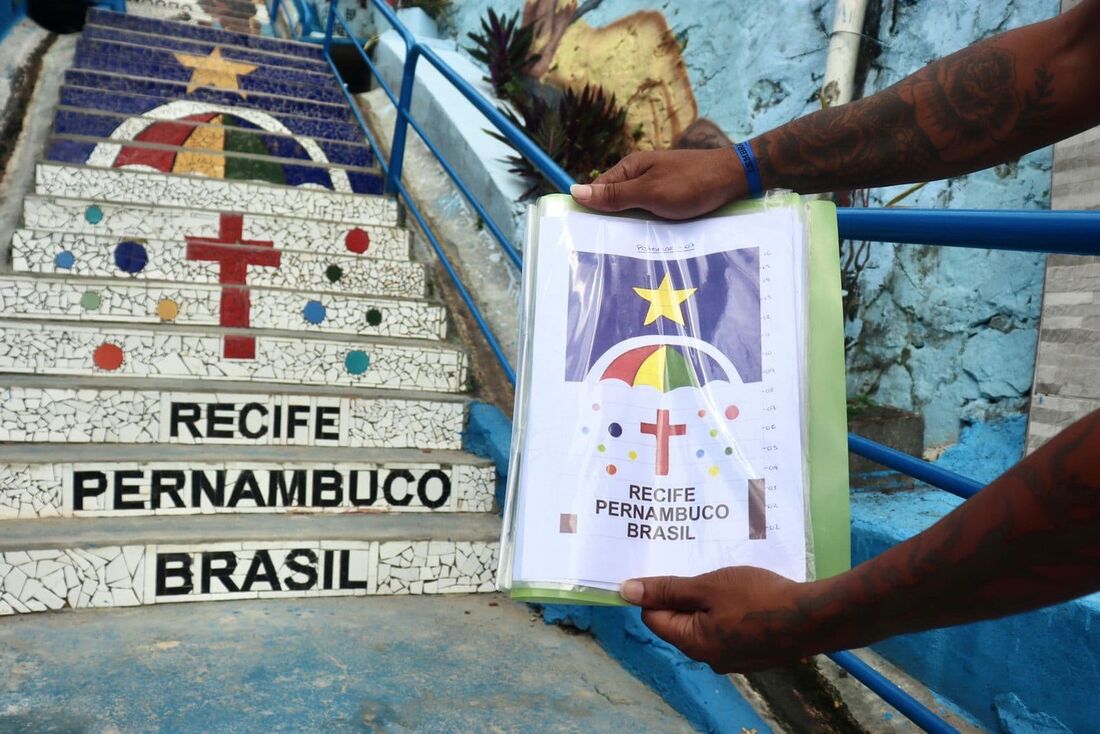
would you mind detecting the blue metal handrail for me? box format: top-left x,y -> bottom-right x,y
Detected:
265,3 -> 1100,731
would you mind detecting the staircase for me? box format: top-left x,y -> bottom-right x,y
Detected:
0,7 -> 500,616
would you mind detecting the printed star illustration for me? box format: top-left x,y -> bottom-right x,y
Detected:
632,273 -> 697,325
173,48 -> 258,94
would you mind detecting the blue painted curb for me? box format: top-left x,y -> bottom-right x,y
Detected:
462,401 -> 772,734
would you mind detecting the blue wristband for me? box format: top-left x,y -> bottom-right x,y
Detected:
733,141 -> 763,198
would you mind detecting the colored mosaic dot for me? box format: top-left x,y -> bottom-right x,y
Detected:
597,444 -> 606,453
303,300 -> 327,324
608,422 -> 622,438
114,241 -> 148,274
93,343 -> 124,371
366,308 -> 383,327
592,403 -> 600,411
724,447 -> 733,455
709,429 -> 718,438
628,450 -> 638,460
54,251 -> 75,270
606,465 -> 617,476
698,409 -> 707,418
156,298 -> 180,321
581,426 -> 589,434
80,291 -> 101,311
725,405 -> 740,420
325,264 -> 344,282
345,350 -> 370,375
345,228 -> 371,254
85,205 -> 104,224
708,466 -> 720,477
695,449 -> 705,458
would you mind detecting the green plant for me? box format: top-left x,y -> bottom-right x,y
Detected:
493,83 -> 632,200
464,9 -> 540,102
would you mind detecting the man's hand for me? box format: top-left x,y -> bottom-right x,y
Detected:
570,148 -> 747,219
621,566 -> 825,673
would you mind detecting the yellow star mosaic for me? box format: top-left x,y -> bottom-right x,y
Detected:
633,273 -> 697,326
173,48 -> 258,94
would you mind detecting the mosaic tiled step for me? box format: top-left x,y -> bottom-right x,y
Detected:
0,321 -> 467,393
82,25 -> 329,74
0,514 -> 498,615
36,163 -> 392,225
53,107 -> 374,167
47,134 -> 383,195
0,446 -> 496,518
0,380 -> 466,448
0,276 -> 446,340
65,69 -> 352,123
13,230 -> 426,299
24,197 -> 410,262
74,38 -> 343,105
60,85 -> 365,143
87,9 -> 324,60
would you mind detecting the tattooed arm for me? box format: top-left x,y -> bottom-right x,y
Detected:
571,0 -> 1100,217
619,409 -> 1100,673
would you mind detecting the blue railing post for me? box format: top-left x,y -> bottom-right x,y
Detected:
387,48 -> 420,195
268,0 -> 282,36
322,0 -> 336,54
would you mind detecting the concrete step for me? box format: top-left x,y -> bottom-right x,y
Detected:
0,376 -> 467,448
46,133 -> 383,195
0,445 -> 495,519
59,84 -> 366,144
65,68 -> 352,123
0,513 -> 499,614
83,23 -> 329,74
87,9 -> 322,59
123,0 -> 268,33
35,163 -> 393,225
53,107 -> 374,167
23,196 -> 409,262
0,275 -> 447,341
73,37 -> 344,105
12,230 -> 427,299
0,320 -> 468,393
0,594 -> 696,733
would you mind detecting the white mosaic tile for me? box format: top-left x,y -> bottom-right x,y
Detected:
0,461 -> 495,518
24,196 -> 409,262
0,276 -> 446,341
12,230 -> 426,299
0,541 -> 499,615
0,320 -> 467,392
0,387 -> 465,449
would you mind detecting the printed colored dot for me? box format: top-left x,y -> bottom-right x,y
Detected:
698,409 -> 707,418
591,403 -> 600,411
581,426 -> 589,434
79,291 -> 101,311
93,343 -> 124,371
725,405 -> 740,420
695,449 -> 705,458
345,350 -> 370,374
114,241 -> 148,273
366,308 -> 383,326
608,422 -> 622,437
709,429 -> 718,438
325,264 -> 344,282
156,298 -> 180,321
85,205 -> 103,224
709,466 -> 720,477
606,465 -> 617,476
597,444 -> 606,453
345,228 -> 370,254
628,450 -> 638,460
55,251 -> 75,269
725,447 -> 733,455
303,300 -> 327,324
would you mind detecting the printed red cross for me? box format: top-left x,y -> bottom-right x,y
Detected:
186,213 -> 281,359
640,409 -> 687,477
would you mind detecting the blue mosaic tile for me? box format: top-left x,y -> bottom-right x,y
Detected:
58,86 -> 365,143
88,9 -> 325,60
82,26 -> 329,74
65,69 -> 353,123
52,108 -> 374,167
73,40 -> 345,106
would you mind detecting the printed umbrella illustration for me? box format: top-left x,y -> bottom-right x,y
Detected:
600,343 -> 726,391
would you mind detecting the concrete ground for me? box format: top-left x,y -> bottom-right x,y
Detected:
0,594 -> 695,733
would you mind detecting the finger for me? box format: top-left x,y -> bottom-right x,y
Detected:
641,609 -> 707,661
591,151 -> 654,185
620,574 -> 709,611
573,177 -> 650,212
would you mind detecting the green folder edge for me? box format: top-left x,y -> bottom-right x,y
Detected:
511,195 -> 851,606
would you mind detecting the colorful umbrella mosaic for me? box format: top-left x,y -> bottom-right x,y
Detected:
600,344 -> 726,392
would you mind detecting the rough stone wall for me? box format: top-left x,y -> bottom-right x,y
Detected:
445,0 -> 1058,450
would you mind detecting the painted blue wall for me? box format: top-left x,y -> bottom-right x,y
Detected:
444,0 -> 1059,450
0,0 -> 28,42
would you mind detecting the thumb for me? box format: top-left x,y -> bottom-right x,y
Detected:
620,575 -> 709,611
570,178 -> 647,213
